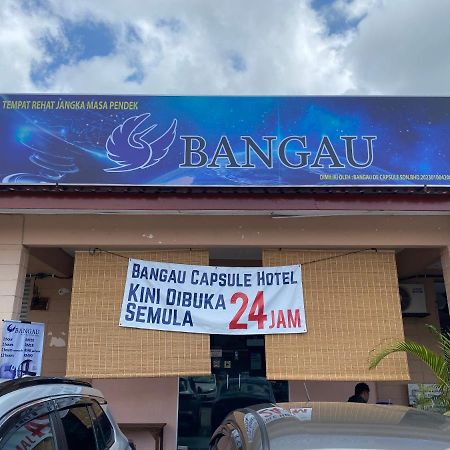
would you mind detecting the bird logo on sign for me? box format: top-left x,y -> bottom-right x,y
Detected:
104,113 -> 177,172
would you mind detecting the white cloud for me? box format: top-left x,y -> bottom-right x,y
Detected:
332,0 -> 382,21
1,0 -> 450,95
42,55 -> 137,93
345,0 -> 450,94
42,0 -> 354,94
0,1 -> 61,92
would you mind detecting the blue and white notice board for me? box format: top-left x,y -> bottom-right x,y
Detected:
0,320 -> 45,379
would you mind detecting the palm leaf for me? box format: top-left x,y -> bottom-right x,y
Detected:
425,325 -> 450,387
370,340 -> 449,390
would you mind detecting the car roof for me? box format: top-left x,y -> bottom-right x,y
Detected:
0,376 -> 104,421
219,402 -> 450,449
258,401 -> 450,430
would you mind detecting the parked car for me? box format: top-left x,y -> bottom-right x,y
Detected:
210,401 -> 450,449
210,377 -> 275,432
0,376 -> 133,450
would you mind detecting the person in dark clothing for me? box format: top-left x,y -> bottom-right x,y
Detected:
348,383 -> 370,403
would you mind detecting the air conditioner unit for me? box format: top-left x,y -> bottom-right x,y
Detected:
399,283 -> 428,317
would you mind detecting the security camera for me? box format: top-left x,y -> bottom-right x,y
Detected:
58,288 -> 70,296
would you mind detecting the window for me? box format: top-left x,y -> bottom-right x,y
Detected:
90,402 -> 114,449
0,413 -> 56,450
59,406 -> 97,450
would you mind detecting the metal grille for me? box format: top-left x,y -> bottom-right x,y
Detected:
19,277 -> 34,320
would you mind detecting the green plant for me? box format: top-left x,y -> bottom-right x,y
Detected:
369,325 -> 450,412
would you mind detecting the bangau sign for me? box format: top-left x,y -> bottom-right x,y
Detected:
119,259 -> 306,335
0,320 -> 45,379
1,95 -> 450,187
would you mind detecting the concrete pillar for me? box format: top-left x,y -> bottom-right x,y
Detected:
0,245 -> 29,338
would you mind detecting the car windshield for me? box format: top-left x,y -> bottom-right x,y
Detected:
219,379 -> 272,398
192,376 -> 215,383
191,376 -> 216,392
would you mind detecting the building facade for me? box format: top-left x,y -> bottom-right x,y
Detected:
1,95 -> 450,449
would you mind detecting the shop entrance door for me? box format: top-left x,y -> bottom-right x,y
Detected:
209,334 -> 273,433
177,334 -> 277,450
177,251 -> 287,449
177,337 -> 288,450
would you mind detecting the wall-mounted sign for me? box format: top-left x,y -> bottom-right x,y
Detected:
1,95 -> 450,187
0,320 -> 45,379
407,383 -> 442,409
119,259 -> 306,335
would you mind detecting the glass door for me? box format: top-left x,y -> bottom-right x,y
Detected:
177,334 -> 289,450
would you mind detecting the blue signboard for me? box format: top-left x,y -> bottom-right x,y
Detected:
0,320 -> 45,379
0,94 -> 449,187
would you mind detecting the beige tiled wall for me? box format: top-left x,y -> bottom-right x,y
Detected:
66,250 -> 210,378
264,249 -> 409,381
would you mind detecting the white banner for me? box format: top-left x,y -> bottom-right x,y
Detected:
119,259 -> 306,335
0,320 -> 45,379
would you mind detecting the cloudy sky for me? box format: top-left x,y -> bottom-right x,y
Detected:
1,0 -> 449,95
